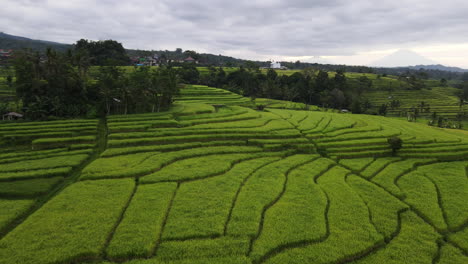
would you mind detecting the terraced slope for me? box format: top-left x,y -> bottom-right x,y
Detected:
364,86 -> 468,119
0,117 -> 106,243
176,85 -> 250,105
0,88 -> 467,264
176,85 -> 321,111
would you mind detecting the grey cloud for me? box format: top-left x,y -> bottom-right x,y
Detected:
2,0 -> 468,60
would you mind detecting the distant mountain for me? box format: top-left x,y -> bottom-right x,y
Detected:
371,49 -> 438,67
406,64 -> 468,72
0,32 -> 70,52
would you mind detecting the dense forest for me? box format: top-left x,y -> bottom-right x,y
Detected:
12,42 -> 181,119
178,64 -> 468,115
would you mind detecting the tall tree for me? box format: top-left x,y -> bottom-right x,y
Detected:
95,65 -> 127,114
315,70 -> 330,92
75,39 -> 130,66
333,69 -> 347,90
357,76 -> 372,95
14,49 -> 91,118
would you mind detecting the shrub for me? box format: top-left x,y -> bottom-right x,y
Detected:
387,136 -> 402,155
256,104 -> 266,111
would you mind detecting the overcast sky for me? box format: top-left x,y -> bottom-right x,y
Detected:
2,0 -> 468,67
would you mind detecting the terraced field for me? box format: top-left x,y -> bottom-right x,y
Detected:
364,86 -> 468,119
0,85 -> 467,264
176,85 -> 320,111
176,85 -> 250,105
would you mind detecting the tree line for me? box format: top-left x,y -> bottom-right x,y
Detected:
179,65 -> 381,114
178,65 -> 467,118
75,39 -> 130,66
12,45 -> 180,120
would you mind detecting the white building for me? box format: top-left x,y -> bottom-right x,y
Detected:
270,61 -> 281,69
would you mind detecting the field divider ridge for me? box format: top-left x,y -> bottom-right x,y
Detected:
247,157 -> 321,256
150,182 -> 180,258
223,156 -> 285,236
103,179 -> 139,260
254,189 -> 332,264
0,116 -> 109,240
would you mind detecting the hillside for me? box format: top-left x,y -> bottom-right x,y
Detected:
342,72 -> 468,121
194,69 -> 468,126
0,33 -> 252,67
371,49 -> 437,67
0,32 -> 71,52
407,64 -> 468,73
0,85 -> 467,264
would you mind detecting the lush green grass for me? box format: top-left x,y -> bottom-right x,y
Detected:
0,149 -> 93,165
339,157 -> 374,172
347,175 -> 408,239
361,157 -> 401,178
250,158 -> 332,261
101,141 -> 248,157
0,119 -> 98,148
262,166 -> 383,264
32,135 -> 96,149
162,157 -> 280,240
0,179 -> 135,264
371,159 -> 436,197
0,92 -> 467,264
438,243 -> 468,264
175,85 -> 249,105
448,228 -> 468,252
399,170 -> 448,230
155,238 -> 251,262
123,255 -> 251,264
0,154 -> 89,173
106,182 -> 177,260
226,155 -> 317,237
415,162 -> 468,230
107,132 -> 300,147
0,177 -> 64,197
81,146 -> 263,180
353,211 -> 440,264
364,86 -> 468,118
0,199 -> 35,231
142,153 -> 270,183
175,102 -> 216,116
0,166 -> 72,181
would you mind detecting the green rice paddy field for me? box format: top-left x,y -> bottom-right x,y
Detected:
0,85 -> 467,264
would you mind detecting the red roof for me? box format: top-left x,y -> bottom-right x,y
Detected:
184,56 -> 195,61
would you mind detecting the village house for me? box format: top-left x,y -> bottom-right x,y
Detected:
132,54 -> 160,66
184,56 -> 198,64
0,49 -> 13,64
0,49 -> 12,57
270,61 -> 288,70
2,112 -> 23,121
270,61 -> 281,69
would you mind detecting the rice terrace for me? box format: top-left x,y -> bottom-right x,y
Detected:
2,0 -> 468,263
0,83 -> 466,264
